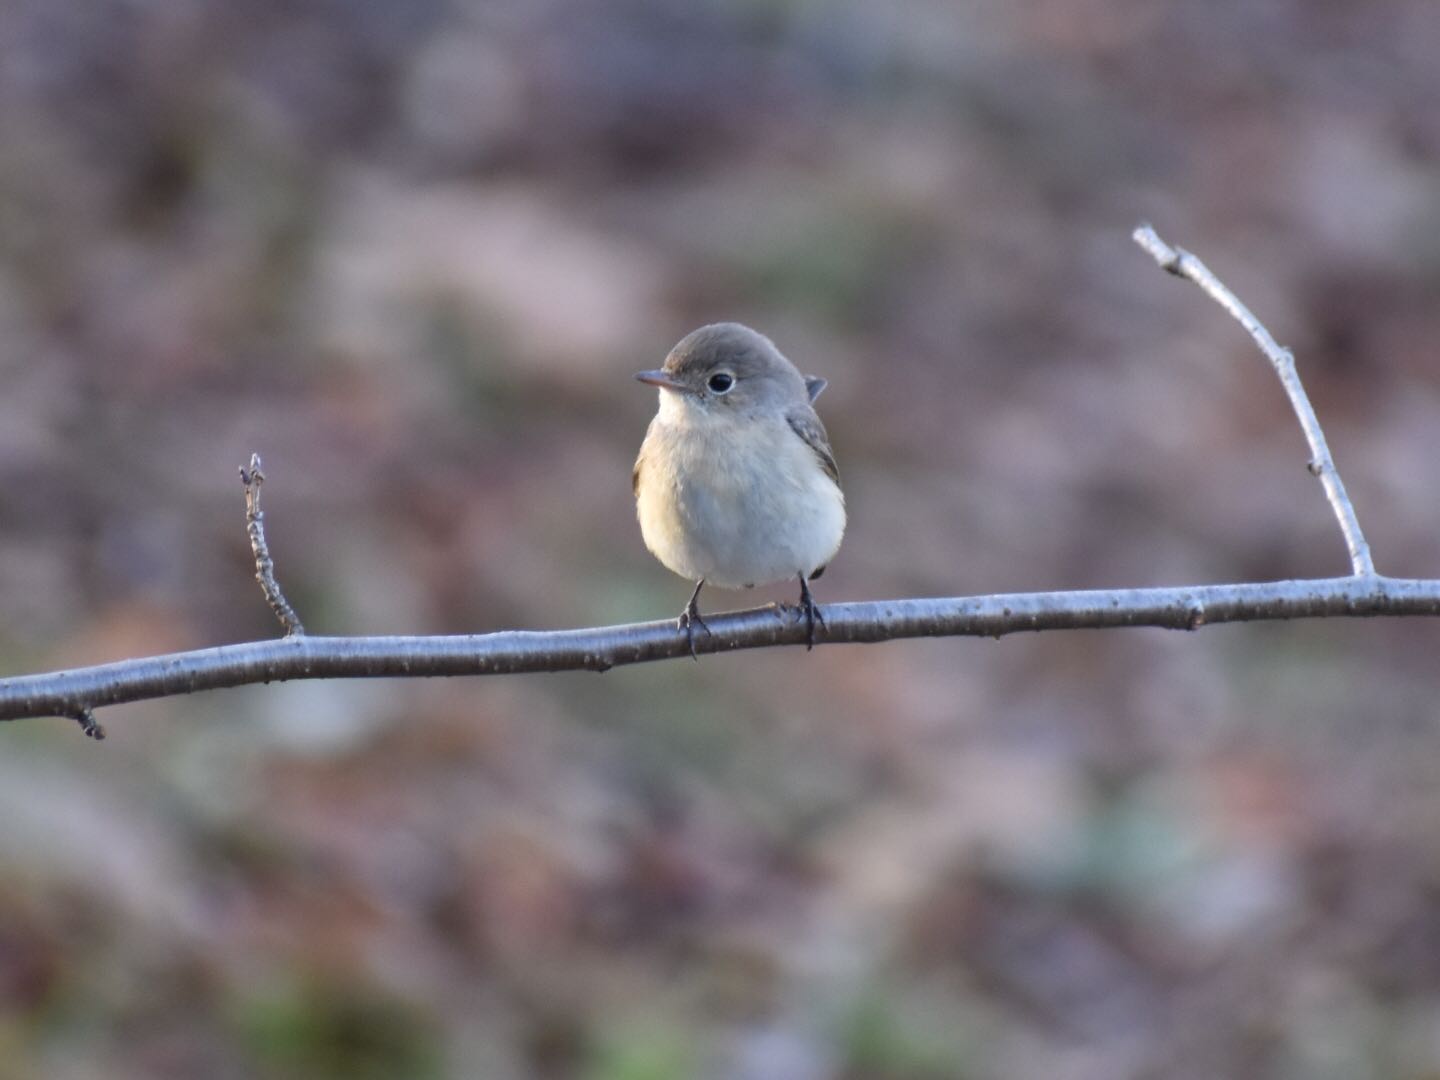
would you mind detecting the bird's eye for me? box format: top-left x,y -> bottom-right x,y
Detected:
707,372 -> 735,394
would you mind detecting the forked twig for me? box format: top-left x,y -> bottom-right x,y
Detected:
1133,224 -> 1376,578
239,453 -> 306,636
0,576 -> 1436,726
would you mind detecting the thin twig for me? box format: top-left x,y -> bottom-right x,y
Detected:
1133,224 -> 1376,577
71,707 -> 105,741
0,575 -> 1438,723
240,453 -> 306,636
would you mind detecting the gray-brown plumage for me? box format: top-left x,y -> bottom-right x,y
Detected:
632,323 -> 845,651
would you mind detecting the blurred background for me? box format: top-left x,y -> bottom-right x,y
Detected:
2,2 -> 1440,1078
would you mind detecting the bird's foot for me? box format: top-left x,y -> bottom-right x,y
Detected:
678,580 -> 711,660
796,573 -> 825,651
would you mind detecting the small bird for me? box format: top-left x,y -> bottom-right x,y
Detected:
632,322 -> 845,654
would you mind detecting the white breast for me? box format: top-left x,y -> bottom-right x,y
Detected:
636,410 -> 845,590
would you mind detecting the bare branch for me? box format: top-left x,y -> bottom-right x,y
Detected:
0,228 -> 1427,735
2,576 -> 1438,724
240,453 -> 306,636
1133,224 -> 1376,577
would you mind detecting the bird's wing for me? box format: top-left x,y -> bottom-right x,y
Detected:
787,407 -> 840,489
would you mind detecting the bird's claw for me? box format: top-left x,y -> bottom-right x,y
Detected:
678,581 -> 711,660
797,574 -> 825,651
678,606 -> 712,660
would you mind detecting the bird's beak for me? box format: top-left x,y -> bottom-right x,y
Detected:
634,369 -> 689,393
